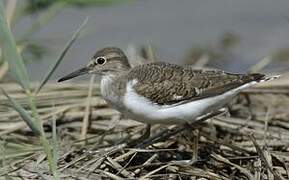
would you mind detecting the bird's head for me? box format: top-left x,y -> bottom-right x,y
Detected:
58,47 -> 130,82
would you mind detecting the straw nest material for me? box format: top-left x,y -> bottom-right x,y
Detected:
1,77 -> 289,179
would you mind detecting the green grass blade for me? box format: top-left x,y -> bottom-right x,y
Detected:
39,135 -> 57,179
34,17 -> 88,95
64,0 -> 134,6
0,88 -> 40,136
51,117 -> 59,179
0,2 -> 30,90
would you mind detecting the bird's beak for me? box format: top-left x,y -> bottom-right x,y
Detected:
58,67 -> 90,82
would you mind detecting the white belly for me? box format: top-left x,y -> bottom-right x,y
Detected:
123,80 -> 257,124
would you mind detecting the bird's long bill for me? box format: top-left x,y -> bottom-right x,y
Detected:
58,67 -> 89,82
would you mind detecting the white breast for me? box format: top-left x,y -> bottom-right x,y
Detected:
100,75 -> 124,111
123,79 -> 258,124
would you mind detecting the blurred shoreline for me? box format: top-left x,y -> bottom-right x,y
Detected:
13,0 -> 289,80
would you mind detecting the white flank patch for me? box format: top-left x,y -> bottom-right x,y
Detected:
123,79 -> 260,124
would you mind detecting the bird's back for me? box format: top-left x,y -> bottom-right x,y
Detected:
126,62 -> 265,106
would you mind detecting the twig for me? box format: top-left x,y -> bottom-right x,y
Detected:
106,156 -> 133,178
249,134 -> 286,180
139,163 -> 171,180
254,158 -> 262,180
96,169 -> 124,180
211,153 -> 254,180
133,153 -> 158,175
263,106 -> 271,147
114,150 -> 136,162
80,75 -> 95,143
116,152 -> 137,176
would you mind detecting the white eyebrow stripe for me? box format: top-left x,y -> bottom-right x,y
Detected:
104,53 -> 122,59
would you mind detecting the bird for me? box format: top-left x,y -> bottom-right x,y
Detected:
58,47 -> 278,138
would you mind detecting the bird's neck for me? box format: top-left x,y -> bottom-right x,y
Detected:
100,74 -> 117,92
100,73 -> 128,110
100,73 -> 127,98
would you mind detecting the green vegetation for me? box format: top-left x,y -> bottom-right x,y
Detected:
25,0 -> 132,13
0,1 -> 88,178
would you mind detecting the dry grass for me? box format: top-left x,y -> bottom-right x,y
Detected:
1,76 -> 289,179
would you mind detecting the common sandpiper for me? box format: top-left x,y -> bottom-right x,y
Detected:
58,47 -> 278,138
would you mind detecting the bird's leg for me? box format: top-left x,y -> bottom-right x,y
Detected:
134,109 -> 227,149
178,109 -> 229,165
192,129 -> 199,162
143,124 -> 151,139
172,127 -> 200,166
222,107 -> 230,117
128,124 -> 151,147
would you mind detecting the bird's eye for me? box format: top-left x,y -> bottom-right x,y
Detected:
96,57 -> 106,65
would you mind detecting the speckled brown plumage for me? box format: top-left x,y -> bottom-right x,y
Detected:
126,62 -> 265,105
59,47 -> 266,107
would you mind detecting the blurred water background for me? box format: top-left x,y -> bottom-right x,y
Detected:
12,0 -> 289,80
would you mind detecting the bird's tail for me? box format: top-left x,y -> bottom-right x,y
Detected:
250,73 -> 281,83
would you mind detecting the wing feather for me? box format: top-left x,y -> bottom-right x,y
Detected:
127,62 -> 264,105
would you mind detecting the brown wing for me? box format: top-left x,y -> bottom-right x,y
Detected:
128,62 -> 264,105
